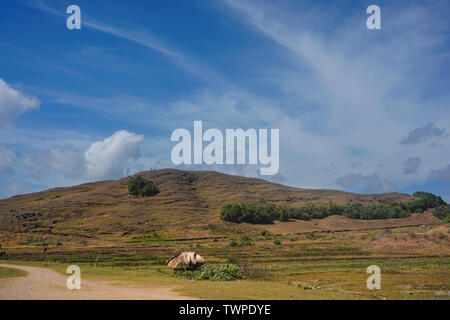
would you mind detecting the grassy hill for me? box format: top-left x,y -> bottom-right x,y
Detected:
0,168 -> 417,245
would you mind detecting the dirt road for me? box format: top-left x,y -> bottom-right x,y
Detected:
0,264 -> 195,300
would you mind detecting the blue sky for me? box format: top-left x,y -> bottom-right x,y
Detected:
0,0 -> 449,201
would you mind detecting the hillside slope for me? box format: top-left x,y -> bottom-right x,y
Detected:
0,169 -> 416,244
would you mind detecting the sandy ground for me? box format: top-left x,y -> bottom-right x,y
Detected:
0,264 -> 195,300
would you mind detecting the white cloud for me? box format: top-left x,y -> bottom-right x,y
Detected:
21,145 -> 86,181
85,130 -> 144,180
0,130 -> 145,199
0,78 -> 40,126
46,145 -> 87,179
0,146 -> 16,173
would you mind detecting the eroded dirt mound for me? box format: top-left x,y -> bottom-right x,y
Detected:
366,225 -> 449,255
264,212 -> 441,235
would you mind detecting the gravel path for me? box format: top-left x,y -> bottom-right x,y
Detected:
0,264 -> 195,300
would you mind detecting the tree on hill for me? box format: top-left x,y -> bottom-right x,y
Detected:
127,176 -> 159,196
408,191 -> 446,213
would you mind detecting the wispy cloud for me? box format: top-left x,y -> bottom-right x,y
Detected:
22,0 -> 227,86
21,0 -> 175,56
222,0 -> 450,191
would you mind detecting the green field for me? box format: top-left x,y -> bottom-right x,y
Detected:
2,225 -> 448,300
2,255 -> 448,299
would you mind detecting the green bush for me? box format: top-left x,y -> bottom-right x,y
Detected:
127,176 -> 159,196
228,240 -> 238,247
273,239 -> 281,245
177,264 -> 245,281
433,204 -> 450,221
239,236 -> 253,247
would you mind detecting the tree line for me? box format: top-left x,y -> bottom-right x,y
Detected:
220,191 -> 448,224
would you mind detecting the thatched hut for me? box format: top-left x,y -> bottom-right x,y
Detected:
166,252 -> 205,269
